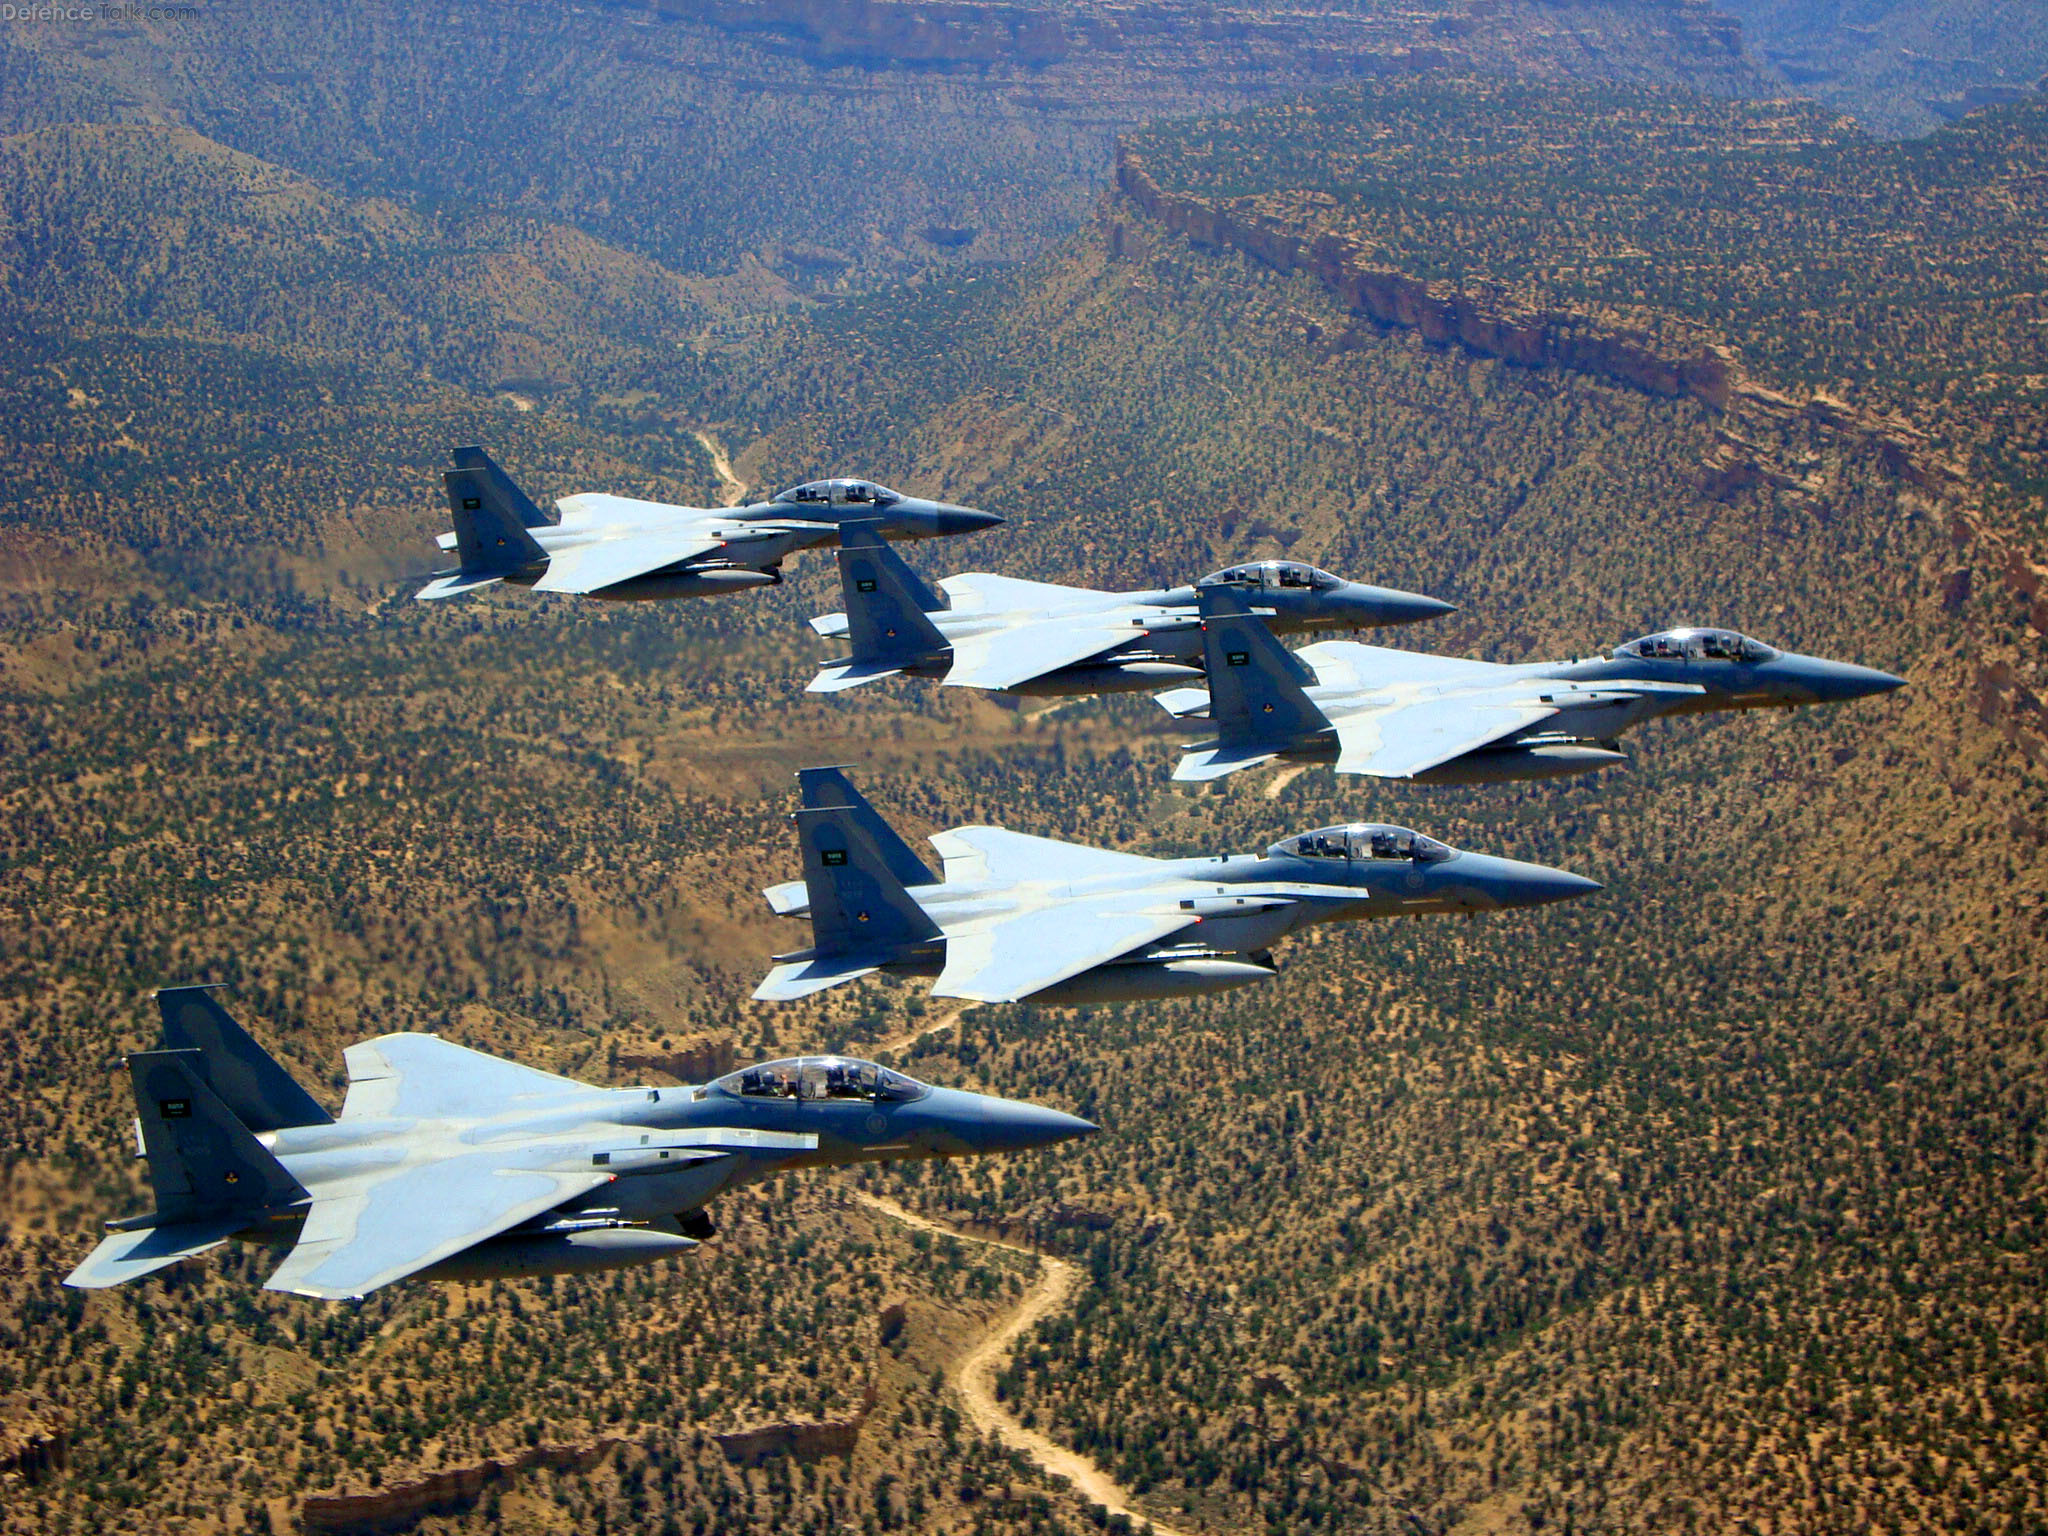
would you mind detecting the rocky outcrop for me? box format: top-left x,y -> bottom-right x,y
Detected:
1115,150 -> 1961,498
0,1399 -> 69,1486
714,1417 -> 864,1464
298,1440 -> 616,1536
613,1034 -> 737,1084
715,1376 -> 877,1465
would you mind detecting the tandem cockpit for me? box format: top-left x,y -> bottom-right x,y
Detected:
1270,823 -> 1454,864
711,1055 -> 929,1104
1199,559 -> 1343,593
772,479 -> 903,508
1614,628 -> 1778,663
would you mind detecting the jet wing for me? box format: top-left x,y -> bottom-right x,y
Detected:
1327,678 -> 1704,779
942,618 -> 1141,692
339,1034 -> 592,1121
529,527 -> 730,595
262,1146 -> 614,1299
937,572 -> 1112,614
1293,640 -> 1508,691
932,899 -> 1197,1003
929,826 -> 1163,887
1330,693 -> 1560,779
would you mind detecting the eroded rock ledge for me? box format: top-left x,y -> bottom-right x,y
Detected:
1113,150 -> 1957,498
299,1440 -> 616,1536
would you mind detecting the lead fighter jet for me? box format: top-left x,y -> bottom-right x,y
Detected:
807,520 -> 1452,695
1161,587 -> 1906,784
753,767 -> 1598,1006
67,988 -> 1092,1299
415,447 -> 1001,603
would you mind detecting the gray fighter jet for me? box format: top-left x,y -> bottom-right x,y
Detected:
753,767 -> 1598,1006
1160,587 -> 1907,783
416,447 -> 1000,603
807,519 -> 1453,695
65,988 -> 1092,1299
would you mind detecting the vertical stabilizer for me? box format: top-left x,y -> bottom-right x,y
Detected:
793,800 -> 942,959
812,520 -> 951,691
798,766 -> 939,886
127,1050 -> 307,1223
450,446 -> 554,528
157,987 -> 333,1133
1197,585 -> 1333,751
445,466 -> 549,576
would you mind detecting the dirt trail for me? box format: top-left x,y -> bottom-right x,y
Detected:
692,429 -> 750,507
1263,763 -> 1309,799
852,1192 -> 1198,1536
865,1003 -> 970,1056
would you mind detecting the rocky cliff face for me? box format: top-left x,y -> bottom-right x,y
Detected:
299,1440 -> 617,1536
1113,150 -> 1957,500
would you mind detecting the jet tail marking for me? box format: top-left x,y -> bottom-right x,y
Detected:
832,520 -> 950,678
797,766 -> 938,886
443,465 -> 549,578
127,1050 -> 307,1226
450,446 -> 554,528
1197,586 -> 1333,753
786,775 -> 943,965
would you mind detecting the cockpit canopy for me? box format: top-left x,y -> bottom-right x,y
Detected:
1615,628 -> 1777,663
1199,560 -> 1343,593
714,1055 -> 927,1103
773,479 -> 903,508
1270,823 -> 1453,864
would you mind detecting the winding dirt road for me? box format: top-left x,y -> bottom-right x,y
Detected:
692,429 -> 750,507
853,1192 -> 1197,1536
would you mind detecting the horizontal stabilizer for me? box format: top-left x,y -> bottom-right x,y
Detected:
810,612 -> 851,638
764,879 -> 810,917
752,956 -> 882,1002
807,661 -> 904,694
415,571 -> 506,603
1172,745 -> 1283,783
64,1214 -> 250,1290
1154,686 -> 1211,719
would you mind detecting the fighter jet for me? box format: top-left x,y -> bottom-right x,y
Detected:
415,446 -> 1001,603
806,519 -> 1454,695
65,987 -> 1093,1299
1159,587 -> 1907,784
753,767 -> 1599,1006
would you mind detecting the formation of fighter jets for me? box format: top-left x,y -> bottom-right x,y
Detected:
71,443 -> 1906,1296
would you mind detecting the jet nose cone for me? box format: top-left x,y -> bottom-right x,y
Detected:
933,504 -> 1004,537
1531,870 -> 1605,906
1845,665 -> 1907,699
1342,583 -> 1456,628
1465,858 -> 1603,910
980,1100 -> 1098,1152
